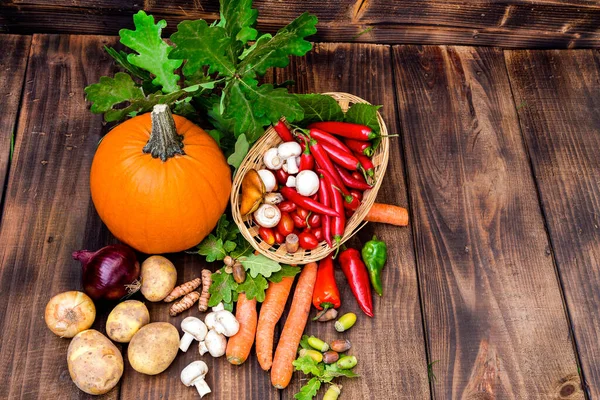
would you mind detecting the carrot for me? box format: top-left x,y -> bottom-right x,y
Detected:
365,203 -> 409,226
271,263 -> 318,389
256,276 -> 295,371
226,293 -> 258,365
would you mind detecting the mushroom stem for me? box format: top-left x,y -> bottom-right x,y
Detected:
180,332 -> 195,352
194,379 -> 211,398
199,341 -> 208,355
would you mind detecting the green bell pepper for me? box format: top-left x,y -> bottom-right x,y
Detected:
361,235 -> 387,296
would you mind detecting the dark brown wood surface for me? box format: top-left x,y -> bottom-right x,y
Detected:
506,48 -> 600,399
393,45 -> 583,398
273,43 -> 431,399
2,0 -> 600,48
0,35 -> 30,202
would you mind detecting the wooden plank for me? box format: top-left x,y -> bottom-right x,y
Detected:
393,45 -> 583,398
505,48 -> 600,399
0,35 -> 31,203
0,34 -> 120,399
271,43 -> 430,399
2,0 -> 600,48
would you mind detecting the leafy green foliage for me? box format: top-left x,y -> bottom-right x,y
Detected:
239,253 -> 282,278
227,134 -> 249,168
296,94 -> 344,125
294,377 -> 321,400
85,73 -> 145,114
268,265 -> 301,283
323,363 -> 360,381
345,103 -> 382,134
208,270 -> 238,306
219,0 -> 258,47
237,273 -> 268,302
293,356 -> 323,376
298,335 -> 311,350
119,11 -> 183,93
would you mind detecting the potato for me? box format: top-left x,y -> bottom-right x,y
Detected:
67,329 -> 123,395
140,255 -> 177,302
128,322 -> 179,375
106,300 -> 150,343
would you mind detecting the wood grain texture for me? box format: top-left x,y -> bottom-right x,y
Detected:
0,35 -> 30,203
0,34 -> 120,400
270,43 -> 430,399
2,0 -> 600,48
506,48 -> 600,399
393,45 -> 583,399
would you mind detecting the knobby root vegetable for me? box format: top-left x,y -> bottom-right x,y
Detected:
226,293 -> 258,365
67,329 -> 123,395
335,313 -> 357,332
45,291 -> 96,338
106,300 -> 149,343
271,262 -> 318,389
170,291 -> 200,316
256,276 -> 295,371
365,203 -> 409,226
198,269 -> 212,312
128,322 -> 180,375
164,277 -> 201,302
322,351 -> 339,364
330,339 -> 352,353
299,349 -> 323,363
140,255 -> 177,302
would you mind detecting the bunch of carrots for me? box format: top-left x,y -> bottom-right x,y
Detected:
225,262 -> 318,389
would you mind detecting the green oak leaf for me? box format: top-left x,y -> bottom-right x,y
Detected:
227,134 -> 249,168
239,33 -> 271,60
169,20 -> 236,77
345,103 -> 382,134
238,12 -> 317,77
196,234 -> 228,262
223,78 -> 269,141
219,0 -> 258,46
208,270 -> 238,306
296,94 -> 344,125
236,274 -> 268,302
84,72 -> 144,114
245,83 -> 304,124
298,335 -> 311,350
294,377 -> 321,400
230,238 -> 253,259
239,253 -> 281,278
293,356 -> 322,376
104,46 -> 153,82
269,265 -> 301,283
323,363 -> 360,381
119,11 -> 183,93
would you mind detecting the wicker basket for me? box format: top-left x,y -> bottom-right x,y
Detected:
231,92 -> 390,264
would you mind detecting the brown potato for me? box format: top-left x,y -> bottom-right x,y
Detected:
67,329 -> 123,395
128,322 -> 179,375
106,300 -> 150,343
140,255 -> 177,302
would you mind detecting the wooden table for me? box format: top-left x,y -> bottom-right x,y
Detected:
1,2 -> 600,399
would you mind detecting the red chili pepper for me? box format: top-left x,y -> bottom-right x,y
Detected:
299,231 -> 319,250
296,207 -> 309,220
334,164 -> 372,191
276,212 -> 295,237
312,255 -> 342,316
278,200 -> 296,213
291,212 -> 307,229
350,189 -> 363,201
274,169 -> 289,185
280,187 -> 339,218
345,208 -> 356,218
258,227 -> 275,245
339,247 -> 374,317
351,171 -> 367,185
321,143 -> 360,171
345,138 -> 374,157
307,213 -> 321,228
313,227 -> 324,242
319,169 -> 345,247
318,174 -> 333,248
298,137 -> 315,172
273,120 -> 294,142
310,121 -> 377,141
308,137 -> 352,199
274,231 -> 285,244
343,191 -> 361,211
309,128 -> 353,154
354,151 -> 375,177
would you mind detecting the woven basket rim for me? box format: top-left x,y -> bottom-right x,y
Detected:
230,92 -> 390,264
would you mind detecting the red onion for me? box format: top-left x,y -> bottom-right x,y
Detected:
73,244 -> 140,301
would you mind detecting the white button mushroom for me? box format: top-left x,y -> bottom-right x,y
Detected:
278,142 -> 302,175
257,169 -> 277,192
286,176 -> 296,188
214,310 -> 240,337
181,360 -> 211,398
295,170 -> 320,197
263,148 -> 283,170
211,303 -> 225,312
254,203 -> 281,228
179,317 -> 208,352
200,329 -> 227,357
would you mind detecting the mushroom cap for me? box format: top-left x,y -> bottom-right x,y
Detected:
253,204 -> 281,228
181,317 -> 208,341
214,310 -> 240,337
278,142 -> 302,158
181,360 -> 209,386
205,330 -> 227,357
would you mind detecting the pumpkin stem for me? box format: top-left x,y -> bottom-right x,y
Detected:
143,104 -> 185,161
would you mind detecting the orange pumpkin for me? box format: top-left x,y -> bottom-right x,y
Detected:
90,105 -> 231,254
